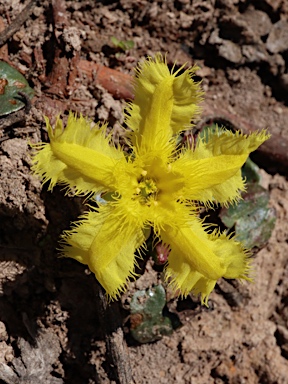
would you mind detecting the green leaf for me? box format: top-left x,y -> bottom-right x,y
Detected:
241,157 -> 261,184
220,183 -> 276,249
198,123 -> 219,143
0,61 -> 34,116
110,36 -> 134,51
130,285 -> 173,343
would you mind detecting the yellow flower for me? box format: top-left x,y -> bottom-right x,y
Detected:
32,54 -> 269,305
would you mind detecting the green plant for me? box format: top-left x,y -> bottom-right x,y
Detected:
111,36 -> 134,51
31,54 -> 269,305
0,61 -> 34,116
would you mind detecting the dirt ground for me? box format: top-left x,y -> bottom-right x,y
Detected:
1,0 -> 288,383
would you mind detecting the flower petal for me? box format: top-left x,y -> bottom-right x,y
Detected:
60,204 -> 145,298
161,216 -> 250,305
125,54 -> 202,157
31,113 -> 129,195
173,154 -> 247,204
173,128 -> 270,205
208,230 -> 251,280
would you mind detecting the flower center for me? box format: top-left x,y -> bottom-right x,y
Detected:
135,172 -> 158,204
138,178 -> 157,197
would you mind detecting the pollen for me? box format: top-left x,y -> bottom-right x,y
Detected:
135,176 -> 158,204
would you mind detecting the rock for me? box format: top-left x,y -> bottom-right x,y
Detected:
280,73 -> 288,90
242,43 -> 268,63
242,7 -> 272,37
209,29 -> 242,63
268,54 -> 285,76
266,20 -> 288,53
220,14 -> 256,44
262,0 -> 282,11
0,331 -> 63,384
218,40 -> 242,63
209,28 -> 222,45
220,7 -> 272,45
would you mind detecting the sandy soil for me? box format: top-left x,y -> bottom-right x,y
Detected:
0,0 -> 288,383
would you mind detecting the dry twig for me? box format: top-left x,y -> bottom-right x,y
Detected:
78,60 -> 134,100
0,17 -> 9,61
94,282 -> 133,384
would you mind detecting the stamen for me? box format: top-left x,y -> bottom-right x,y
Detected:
134,176 -> 158,204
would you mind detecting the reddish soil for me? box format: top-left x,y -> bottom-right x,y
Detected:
1,1 -> 288,383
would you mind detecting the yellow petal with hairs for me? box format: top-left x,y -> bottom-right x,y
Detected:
173,153 -> 247,204
161,219 -> 226,283
161,218 -> 250,305
125,54 -> 203,157
31,113 -> 129,195
60,204 -> 145,298
173,127 -> 270,205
